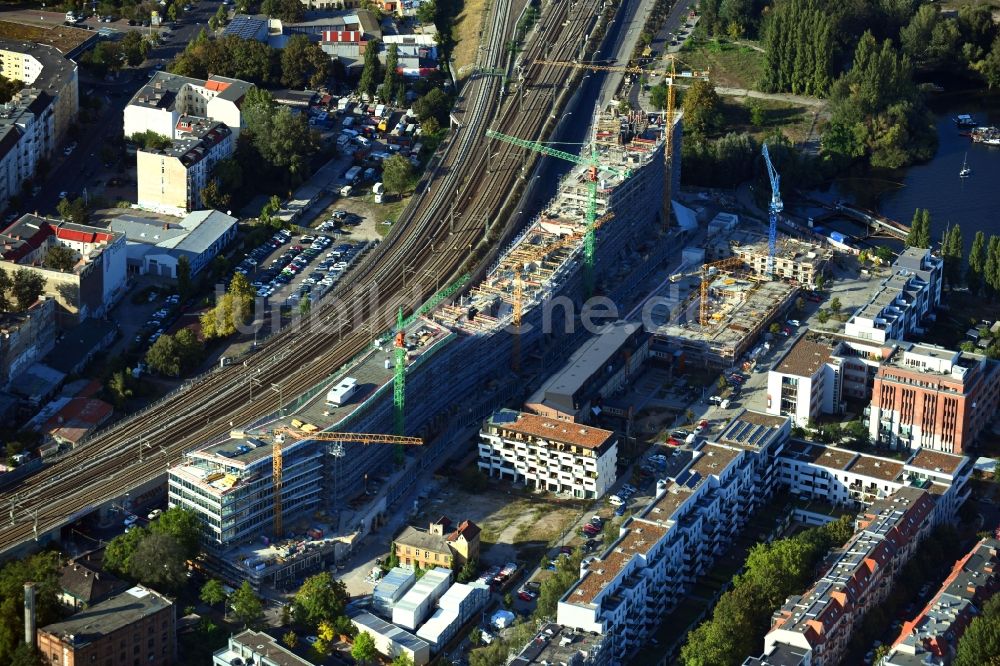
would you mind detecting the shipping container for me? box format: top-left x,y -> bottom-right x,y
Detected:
326,377 -> 358,405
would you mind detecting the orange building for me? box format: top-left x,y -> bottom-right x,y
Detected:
866,342 -> 1000,454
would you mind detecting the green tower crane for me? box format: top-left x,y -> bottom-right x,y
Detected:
484,129 -> 630,295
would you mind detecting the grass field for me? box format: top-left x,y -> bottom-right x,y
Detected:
452,0 -> 490,76
678,38 -> 766,90
714,96 -> 823,144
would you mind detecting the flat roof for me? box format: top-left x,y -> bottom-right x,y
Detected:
847,454 -> 904,483
717,410 -> 787,450
487,410 -> 615,450
774,336 -> 834,378
219,629 -> 314,666
0,22 -> 94,56
907,448 -> 967,476
40,586 -> 171,644
782,440 -> 857,471
569,519 -> 669,605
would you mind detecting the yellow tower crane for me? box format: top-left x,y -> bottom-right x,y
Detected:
531,58 -> 709,230
271,429 -> 423,537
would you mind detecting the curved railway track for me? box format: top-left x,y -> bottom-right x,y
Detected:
0,0 -> 609,555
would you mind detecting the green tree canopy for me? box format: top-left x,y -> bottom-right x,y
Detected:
230,581 -> 263,627
11,269 -> 44,311
148,506 -> 203,559
103,527 -> 148,576
57,197 -> 89,225
382,155 -> 415,195
293,572 -> 349,628
969,231 -> 987,294
200,579 -> 227,607
358,39 -> 381,99
129,532 -> 188,591
413,88 -> 451,125
43,245 -> 77,272
351,631 -> 378,664
680,79 -> 722,136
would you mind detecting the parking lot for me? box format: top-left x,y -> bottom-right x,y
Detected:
233,227 -> 375,312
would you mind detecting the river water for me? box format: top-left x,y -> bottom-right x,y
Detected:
804,93 -> 1000,253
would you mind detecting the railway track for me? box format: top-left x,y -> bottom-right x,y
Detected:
0,0 -> 609,556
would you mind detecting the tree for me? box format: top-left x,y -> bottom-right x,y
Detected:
876,246 -> 894,263
379,44 -> 401,102
393,652 -> 414,666
817,309 -> 830,324
457,558 -> 478,583
954,596 -> 1000,666
0,267 -> 10,312
351,631 -> 378,664
230,581 -> 263,627
986,235 -> 1000,297
129,532 -> 188,591
413,88 -> 451,125
814,273 -> 825,290
120,30 -> 150,67
969,231 -> 987,294
760,0 -> 835,96
281,34 -> 332,89
0,74 -> 23,105
10,643 -> 44,666
382,155 -> 414,196
282,631 -> 298,648
44,245 -> 77,272
907,208 -> 932,248
57,196 -> 89,225
293,572 -> 349,628
680,80 -> 722,136
107,370 -> 133,408
242,90 -> 318,188
979,37 -> 1000,89
103,527 -> 148,576
11,269 -> 44,311
829,297 -> 841,313
148,506 -> 203,559
129,130 -> 172,151
358,39 -> 381,99
769,323 -> 781,335
146,334 -> 183,377
172,258 -> 192,303
416,0 -> 435,24
649,82 -> 668,111
943,224 -> 964,286
201,579 -> 227,607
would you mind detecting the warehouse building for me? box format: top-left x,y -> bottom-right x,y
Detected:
110,209 -> 238,278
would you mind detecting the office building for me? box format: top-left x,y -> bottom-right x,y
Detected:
0,215 -> 126,326
845,247 -> 943,343
37,585 -> 175,666
479,409 -> 618,499
865,342 -> 1000,454
136,117 -> 234,216
393,518 -> 481,569
524,320 -> 650,423
124,72 -> 252,140
883,537 -> 1000,665
110,209 -> 238,278
757,488 -> 938,666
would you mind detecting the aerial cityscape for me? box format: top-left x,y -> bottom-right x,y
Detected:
0,0 -> 998,664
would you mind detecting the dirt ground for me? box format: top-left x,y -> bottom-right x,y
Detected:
415,478 -> 583,566
306,191 -> 411,240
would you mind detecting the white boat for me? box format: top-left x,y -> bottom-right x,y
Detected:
960,153 -> 972,178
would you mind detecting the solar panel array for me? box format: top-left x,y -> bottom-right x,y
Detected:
223,15 -> 266,40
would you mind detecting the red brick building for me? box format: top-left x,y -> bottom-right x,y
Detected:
866,342 -> 1000,454
37,585 -> 175,666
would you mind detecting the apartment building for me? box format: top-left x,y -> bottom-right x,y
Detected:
0,41 -> 79,212
393,518 -> 481,569
136,118 -> 234,216
0,215 -> 126,326
778,441 -> 971,523
883,537 -> 1000,665
479,409 -> 618,499
509,623 -> 609,666
37,585 -> 176,666
845,247 -> 943,343
167,431 -> 323,547
0,297 -> 56,386
0,40 -> 78,144
865,341 -> 1000,454
124,72 -> 252,140
756,488 -> 939,666
525,320 -> 650,423
732,235 -> 832,288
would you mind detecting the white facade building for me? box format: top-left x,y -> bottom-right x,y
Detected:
479,410 -> 618,499
845,247 -> 943,343
124,72 -> 252,140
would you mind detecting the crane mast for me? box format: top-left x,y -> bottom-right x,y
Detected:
762,143 -> 782,279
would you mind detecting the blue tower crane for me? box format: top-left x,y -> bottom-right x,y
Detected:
762,143 -> 782,279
